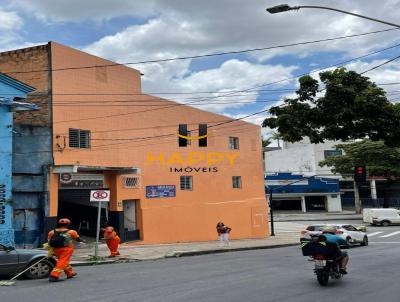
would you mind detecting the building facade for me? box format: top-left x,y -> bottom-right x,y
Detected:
264,138 -> 354,212
0,74 -> 36,247
0,42 -> 267,246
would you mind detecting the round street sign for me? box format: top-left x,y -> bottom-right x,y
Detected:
90,190 -> 110,202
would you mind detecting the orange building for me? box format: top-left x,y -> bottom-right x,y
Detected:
0,42 -> 268,245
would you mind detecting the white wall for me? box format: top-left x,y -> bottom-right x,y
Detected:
265,138 -> 343,176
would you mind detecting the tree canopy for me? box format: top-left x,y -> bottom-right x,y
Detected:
319,140 -> 400,178
262,68 -> 400,147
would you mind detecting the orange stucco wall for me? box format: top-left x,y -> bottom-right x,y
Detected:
49,42 -> 268,243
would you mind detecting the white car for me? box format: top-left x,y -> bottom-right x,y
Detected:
300,224 -> 368,247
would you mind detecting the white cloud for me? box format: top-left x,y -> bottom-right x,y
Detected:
9,0 -> 155,22
0,8 -> 26,51
141,59 -> 297,113
0,9 -> 23,30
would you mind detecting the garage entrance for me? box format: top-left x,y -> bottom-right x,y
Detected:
58,189 -> 108,237
272,199 -> 302,211
305,196 -> 326,211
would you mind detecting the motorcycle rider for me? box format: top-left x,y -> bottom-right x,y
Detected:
318,226 -> 350,274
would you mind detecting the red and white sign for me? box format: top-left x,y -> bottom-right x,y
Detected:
90,190 -> 110,202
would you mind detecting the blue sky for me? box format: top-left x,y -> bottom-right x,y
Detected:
1,0 -> 400,138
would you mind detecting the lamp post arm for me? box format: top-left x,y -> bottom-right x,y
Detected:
292,5 -> 400,28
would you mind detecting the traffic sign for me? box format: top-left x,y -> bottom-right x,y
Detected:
90,190 -> 110,202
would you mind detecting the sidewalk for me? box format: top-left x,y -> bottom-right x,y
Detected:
71,233 -> 299,266
69,212 -> 363,266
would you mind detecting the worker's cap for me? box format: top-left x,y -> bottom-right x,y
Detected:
104,226 -> 114,233
58,218 -> 71,225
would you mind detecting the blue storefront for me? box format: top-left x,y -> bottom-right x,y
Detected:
0,74 -> 36,247
265,173 -> 342,212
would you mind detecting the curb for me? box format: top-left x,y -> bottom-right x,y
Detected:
71,243 -> 299,266
167,243 -> 298,257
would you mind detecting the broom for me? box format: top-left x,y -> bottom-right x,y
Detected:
0,257 -> 49,286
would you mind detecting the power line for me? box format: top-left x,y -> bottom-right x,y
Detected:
6,116 -> 262,154
1,28 -> 398,75
51,41 -> 400,124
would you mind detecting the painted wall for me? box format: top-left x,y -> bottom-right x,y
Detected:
265,138 -> 345,176
48,42 -> 268,243
0,42 -> 268,244
0,105 -> 13,246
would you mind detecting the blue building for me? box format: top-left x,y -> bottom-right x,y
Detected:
265,173 -> 341,212
0,74 -> 36,247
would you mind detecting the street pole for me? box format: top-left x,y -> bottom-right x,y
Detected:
266,4 -> 400,28
266,176 -> 315,236
95,201 -> 102,258
269,188 -> 275,236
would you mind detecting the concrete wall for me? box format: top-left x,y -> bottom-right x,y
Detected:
12,125 -> 52,247
265,138 -> 342,176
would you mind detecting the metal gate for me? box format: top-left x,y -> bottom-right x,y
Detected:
13,209 -> 41,248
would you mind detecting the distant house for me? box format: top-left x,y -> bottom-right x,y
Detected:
264,138 -> 355,212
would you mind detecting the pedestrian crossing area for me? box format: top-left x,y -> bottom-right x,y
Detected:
274,222 -> 400,241
368,231 -> 400,238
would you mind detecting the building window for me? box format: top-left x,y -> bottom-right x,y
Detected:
69,128 -> 90,148
186,131 -> 191,146
324,149 -> 342,159
180,176 -> 193,191
232,176 -> 242,189
123,176 -> 140,188
229,137 -> 239,150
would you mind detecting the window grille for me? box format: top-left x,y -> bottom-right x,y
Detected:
123,177 -> 140,188
180,176 -> 193,191
229,137 -> 239,150
69,128 -> 90,148
232,176 -> 242,189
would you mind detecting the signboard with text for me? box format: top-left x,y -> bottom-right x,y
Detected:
146,185 -> 176,199
60,173 -> 104,189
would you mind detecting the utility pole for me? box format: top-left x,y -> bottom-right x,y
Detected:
354,182 -> 361,214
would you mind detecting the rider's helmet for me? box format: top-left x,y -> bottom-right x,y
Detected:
58,218 -> 71,226
322,226 -> 336,235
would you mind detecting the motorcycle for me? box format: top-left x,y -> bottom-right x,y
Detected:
312,254 -> 343,286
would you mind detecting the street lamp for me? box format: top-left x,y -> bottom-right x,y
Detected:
266,4 -> 400,28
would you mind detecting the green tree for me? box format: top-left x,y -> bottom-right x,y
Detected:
319,140 -> 400,178
262,138 -> 272,148
263,68 -> 400,147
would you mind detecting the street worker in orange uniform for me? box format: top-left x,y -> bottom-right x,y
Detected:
47,218 -> 84,282
103,226 -> 120,257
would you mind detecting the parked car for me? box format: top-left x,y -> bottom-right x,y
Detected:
0,244 -> 55,279
363,208 -> 400,226
300,224 -> 368,247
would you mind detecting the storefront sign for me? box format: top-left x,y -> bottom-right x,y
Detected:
90,190 -> 110,202
59,173 -> 104,189
146,185 -> 176,198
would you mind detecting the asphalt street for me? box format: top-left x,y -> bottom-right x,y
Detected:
2,231 -> 400,302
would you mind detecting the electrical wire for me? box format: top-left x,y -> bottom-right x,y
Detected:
1,28 -> 398,75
